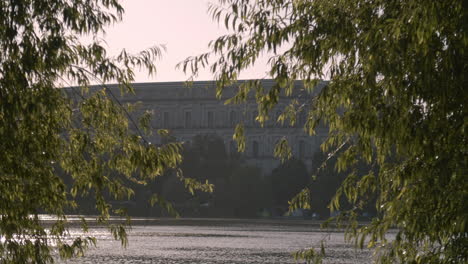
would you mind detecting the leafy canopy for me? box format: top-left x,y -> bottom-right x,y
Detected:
0,0 -> 209,262
182,0 -> 467,263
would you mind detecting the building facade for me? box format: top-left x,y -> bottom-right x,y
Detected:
112,80 -> 328,174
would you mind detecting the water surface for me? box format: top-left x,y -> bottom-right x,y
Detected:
60,218 -> 372,264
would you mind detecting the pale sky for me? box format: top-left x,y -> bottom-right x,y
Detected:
101,0 -> 270,82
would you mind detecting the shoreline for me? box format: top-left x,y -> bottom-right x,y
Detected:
38,215 -> 386,232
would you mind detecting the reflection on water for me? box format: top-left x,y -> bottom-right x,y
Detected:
59,219 -> 372,264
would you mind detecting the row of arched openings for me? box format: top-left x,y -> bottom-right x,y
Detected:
229,139 -> 307,159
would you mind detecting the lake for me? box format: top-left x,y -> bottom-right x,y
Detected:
59,218 -> 372,264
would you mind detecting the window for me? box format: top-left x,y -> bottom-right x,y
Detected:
163,112 -> 169,128
230,140 -> 237,156
185,111 -> 191,128
299,111 -> 307,127
276,110 -> 282,122
207,111 -> 214,128
252,110 -> 258,126
252,141 -> 259,158
299,140 -> 308,158
229,110 -> 237,126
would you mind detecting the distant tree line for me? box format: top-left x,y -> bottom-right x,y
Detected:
65,134 -> 374,219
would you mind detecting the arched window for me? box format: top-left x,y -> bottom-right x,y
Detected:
229,140 -> 237,156
299,140 -> 307,158
230,110 -> 237,126
253,141 -> 259,158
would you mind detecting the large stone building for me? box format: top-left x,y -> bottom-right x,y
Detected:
111,80 -> 328,174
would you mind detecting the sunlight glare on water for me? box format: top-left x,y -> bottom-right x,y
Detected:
58,219 -> 373,264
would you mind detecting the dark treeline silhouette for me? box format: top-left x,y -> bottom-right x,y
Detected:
63,134 -> 375,219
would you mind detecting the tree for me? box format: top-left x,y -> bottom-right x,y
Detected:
162,134 -> 230,215
0,0 -> 210,262
308,148 -> 376,219
182,0 -> 467,263
164,134 -> 269,218
270,158 -> 308,210
226,165 -> 267,217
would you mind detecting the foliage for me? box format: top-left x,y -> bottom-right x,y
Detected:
182,0 -> 468,263
223,165 -> 267,217
305,148 -> 376,219
163,134 -> 268,218
270,158 -> 309,209
0,0 -> 209,262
